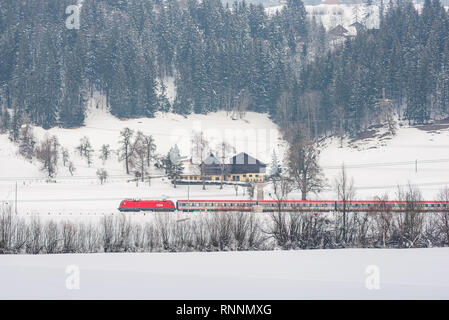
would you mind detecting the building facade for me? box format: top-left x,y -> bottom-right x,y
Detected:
176,152 -> 266,183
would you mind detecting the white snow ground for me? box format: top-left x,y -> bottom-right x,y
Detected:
0,248 -> 448,299
2,105 -> 449,216
0,104 -> 283,216
319,123 -> 449,200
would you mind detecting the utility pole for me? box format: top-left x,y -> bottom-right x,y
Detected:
187,182 -> 190,212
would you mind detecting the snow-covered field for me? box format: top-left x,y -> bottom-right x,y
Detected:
0,104 -> 283,216
2,105 -> 449,217
1,248 -> 448,299
320,123 -> 449,199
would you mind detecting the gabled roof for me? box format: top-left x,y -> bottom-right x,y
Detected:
203,153 -> 221,165
349,21 -> 365,29
349,21 -> 366,35
328,25 -> 349,37
230,152 -> 266,167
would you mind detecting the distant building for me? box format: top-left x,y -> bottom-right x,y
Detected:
200,154 -> 222,176
349,21 -> 366,35
328,24 -> 349,39
175,152 -> 266,184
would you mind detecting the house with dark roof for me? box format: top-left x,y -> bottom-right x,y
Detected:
349,21 -> 366,35
176,152 -> 267,184
201,153 -> 225,176
328,25 -> 349,39
226,152 -> 266,182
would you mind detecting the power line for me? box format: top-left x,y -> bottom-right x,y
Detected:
323,158 -> 449,169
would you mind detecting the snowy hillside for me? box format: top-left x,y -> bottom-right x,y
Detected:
0,104 -> 284,215
1,248 -> 448,299
319,121 -> 449,200
2,112 -> 449,217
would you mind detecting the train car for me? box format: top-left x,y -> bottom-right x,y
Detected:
176,200 -> 449,213
177,200 -> 257,212
118,199 -> 176,212
176,200 -> 337,212
257,200 -> 336,212
335,200 -> 449,212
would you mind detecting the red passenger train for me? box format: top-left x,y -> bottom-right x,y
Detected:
118,199 -> 176,212
119,199 -> 449,213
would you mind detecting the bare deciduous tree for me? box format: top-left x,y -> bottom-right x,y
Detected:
61,147 -> 70,167
437,187 -> 449,245
246,181 -> 256,200
119,128 -> 134,174
192,131 -> 209,190
395,184 -> 424,248
372,193 -> 393,247
96,168 -> 108,185
334,164 -> 356,243
143,135 -> 156,167
215,141 -> 235,189
132,131 -> 148,182
287,140 -> 325,200
35,135 -> 59,179
99,144 -> 112,163
76,136 -> 92,157
68,161 -> 76,176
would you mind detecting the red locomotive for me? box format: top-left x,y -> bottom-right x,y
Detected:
118,199 -> 176,212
